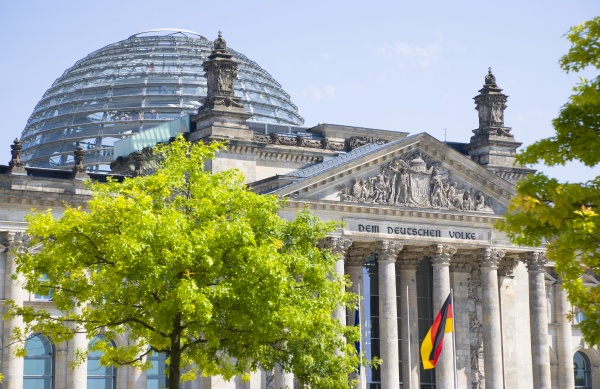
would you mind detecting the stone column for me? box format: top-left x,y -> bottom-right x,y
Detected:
554,277 -> 575,389
1,232 -> 26,389
498,257 -> 519,389
66,306 -> 87,389
522,251 -> 552,389
346,247 -> 368,389
475,248 -> 505,389
449,255 -> 472,388
429,244 -> 455,389
398,251 -> 422,389
274,364 -> 294,389
375,240 -> 403,389
320,237 -> 353,327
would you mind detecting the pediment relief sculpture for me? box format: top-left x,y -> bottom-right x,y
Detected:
335,152 -> 494,213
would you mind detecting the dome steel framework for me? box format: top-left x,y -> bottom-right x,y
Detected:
20,29 -> 304,171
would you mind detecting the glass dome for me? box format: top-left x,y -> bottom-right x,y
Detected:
20,29 -> 304,172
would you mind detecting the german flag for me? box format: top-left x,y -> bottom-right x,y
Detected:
420,292 -> 453,369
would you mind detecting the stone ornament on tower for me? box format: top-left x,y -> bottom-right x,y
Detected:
473,68 -> 513,138
72,142 -> 88,179
9,138 -> 26,174
201,32 -> 244,110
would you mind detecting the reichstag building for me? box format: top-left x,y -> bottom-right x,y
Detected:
1,29 -> 597,389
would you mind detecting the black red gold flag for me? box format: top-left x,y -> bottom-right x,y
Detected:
420,292 -> 453,369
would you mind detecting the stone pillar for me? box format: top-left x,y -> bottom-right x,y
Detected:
375,240 -> 403,389
429,245 -> 455,389
66,306 -> 87,389
522,251 -> 552,389
449,255 -> 472,388
398,251 -> 422,389
274,364 -> 294,389
476,248 -> 505,389
554,277 -> 575,389
498,257 -> 519,389
346,247 -> 368,389
320,237 -> 353,327
1,232 -> 26,389
55,343 -> 69,389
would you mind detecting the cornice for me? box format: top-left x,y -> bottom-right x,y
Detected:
281,198 -> 502,225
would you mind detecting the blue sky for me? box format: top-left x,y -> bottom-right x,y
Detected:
0,0 -> 597,182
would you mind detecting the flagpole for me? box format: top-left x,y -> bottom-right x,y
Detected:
359,287 -> 364,389
406,285 -> 412,389
451,289 -> 458,389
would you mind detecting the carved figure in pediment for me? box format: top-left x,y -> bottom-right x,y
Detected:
430,167 -> 448,207
446,182 -> 463,210
395,168 -> 410,205
334,152 -> 495,214
463,191 -> 473,211
352,179 -> 363,201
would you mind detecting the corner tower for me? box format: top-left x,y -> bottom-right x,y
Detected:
466,69 -> 535,184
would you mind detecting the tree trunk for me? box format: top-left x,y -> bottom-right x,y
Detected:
169,314 -> 182,389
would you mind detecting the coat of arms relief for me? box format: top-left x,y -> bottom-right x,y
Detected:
336,152 -> 495,214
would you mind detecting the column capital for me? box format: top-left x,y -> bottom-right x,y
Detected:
0,231 -> 28,252
498,257 -> 519,277
373,240 -> 403,262
397,251 -> 423,270
428,244 -> 456,266
318,237 -> 352,256
474,247 -> 505,269
521,251 -> 547,272
450,254 -> 472,273
346,246 -> 369,267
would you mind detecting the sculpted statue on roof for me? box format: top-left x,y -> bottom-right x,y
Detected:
336,153 -> 494,213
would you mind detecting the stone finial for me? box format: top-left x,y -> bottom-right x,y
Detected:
74,143 -> 85,172
214,31 -> 226,50
473,68 -> 511,136
9,138 -> 24,167
9,138 -> 26,174
199,32 -> 244,110
485,67 -> 496,85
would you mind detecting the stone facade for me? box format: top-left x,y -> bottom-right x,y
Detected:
0,40 -> 597,389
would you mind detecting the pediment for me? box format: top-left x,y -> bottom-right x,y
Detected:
272,133 -> 516,215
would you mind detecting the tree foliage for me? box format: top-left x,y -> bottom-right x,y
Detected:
7,136 -> 360,388
497,17 -> 600,345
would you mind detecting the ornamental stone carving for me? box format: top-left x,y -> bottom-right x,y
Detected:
346,246 -> 370,267
201,32 -> 244,110
397,251 -> 423,270
474,247 -> 505,269
373,240 -> 403,261
318,237 -> 352,256
450,254 -> 472,273
498,257 -> 519,277
9,138 -> 25,173
473,68 -> 513,138
73,142 -> 86,175
429,244 -> 456,266
0,231 -> 29,252
521,251 -> 547,272
335,151 -> 494,213
345,136 -> 388,151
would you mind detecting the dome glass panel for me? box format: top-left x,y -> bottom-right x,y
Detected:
20,29 -> 304,172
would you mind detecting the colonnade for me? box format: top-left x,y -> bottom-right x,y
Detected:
0,231 -> 583,389
320,237 -> 577,389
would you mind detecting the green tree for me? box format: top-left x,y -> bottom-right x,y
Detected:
7,136 -> 360,388
497,17 -> 600,345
